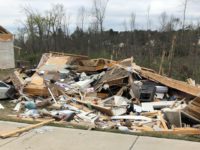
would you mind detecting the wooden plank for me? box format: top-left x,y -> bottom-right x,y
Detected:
158,111 -> 168,130
139,70 -> 200,97
183,97 -> 200,121
10,71 -> 25,90
49,51 -> 88,59
131,125 -> 154,131
23,84 -> 49,96
56,86 -> 113,115
116,86 -> 127,96
97,93 -> 109,99
6,116 -> 95,130
0,119 -> 54,139
155,128 -> 200,135
74,99 -> 113,116
0,33 -> 13,41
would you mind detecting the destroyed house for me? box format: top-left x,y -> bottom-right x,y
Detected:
2,52 -> 200,137
0,25 -> 15,69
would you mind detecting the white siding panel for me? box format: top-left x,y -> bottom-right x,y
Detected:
0,41 -> 15,69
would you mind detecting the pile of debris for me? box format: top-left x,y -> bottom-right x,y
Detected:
1,52 -> 200,135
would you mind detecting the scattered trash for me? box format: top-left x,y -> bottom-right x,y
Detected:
0,103 -> 4,109
1,52 -> 200,136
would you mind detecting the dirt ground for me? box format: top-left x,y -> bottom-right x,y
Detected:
0,100 -> 16,116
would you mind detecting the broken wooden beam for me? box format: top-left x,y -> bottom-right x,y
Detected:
154,128 -> 200,135
10,70 -> 25,90
139,70 -> 200,97
0,119 -> 54,139
158,111 -> 168,130
182,97 -> 200,122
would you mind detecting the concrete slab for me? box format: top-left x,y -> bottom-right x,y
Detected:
0,121 -> 27,133
0,121 -> 136,150
0,121 -> 28,146
132,136 -> 200,150
0,121 -> 200,150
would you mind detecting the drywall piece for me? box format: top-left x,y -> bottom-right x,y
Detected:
141,101 -> 175,112
164,110 -> 182,127
111,115 -> 152,121
13,102 -> 21,112
0,103 -> 4,109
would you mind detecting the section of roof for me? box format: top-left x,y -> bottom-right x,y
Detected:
0,25 -> 11,34
0,25 -> 13,41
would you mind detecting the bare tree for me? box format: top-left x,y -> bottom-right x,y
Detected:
122,19 -> 128,31
146,5 -> 151,30
77,6 -> 86,31
92,0 -> 109,33
46,4 -> 69,50
129,12 -> 137,54
159,11 -> 168,31
21,7 -> 40,53
146,5 -> 152,67
129,12 -> 136,32
168,35 -> 176,77
89,18 -> 99,33
165,15 -> 180,32
182,0 -> 188,32
63,14 -> 71,36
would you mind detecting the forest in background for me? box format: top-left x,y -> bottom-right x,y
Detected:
14,0 -> 200,82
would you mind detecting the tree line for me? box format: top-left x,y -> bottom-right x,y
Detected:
15,0 -> 200,82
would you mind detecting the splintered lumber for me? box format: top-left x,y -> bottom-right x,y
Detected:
49,51 -> 89,59
186,78 -> 195,86
47,87 -> 57,104
10,70 -> 25,90
6,116 -> 95,130
141,111 -> 158,117
0,119 -> 54,139
158,111 -> 168,130
77,59 -> 117,72
57,87 -> 113,115
154,128 -> 200,135
131,125 -> 154,131
75,99 -> 113,116
139,70 -> 200,97
23,74 -> 49,96
116,86 -> 127,96
182,97 -> 200,121
23,84 -> 49,96
97,93 -> 109,99
111,115 -> 152,121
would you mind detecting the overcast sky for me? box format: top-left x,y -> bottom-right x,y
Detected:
0,0 -> 200,33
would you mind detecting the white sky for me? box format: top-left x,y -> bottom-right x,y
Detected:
0,0 -> 200,33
